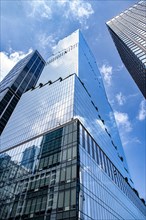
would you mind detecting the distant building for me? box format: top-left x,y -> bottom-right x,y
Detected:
0,153 -> 29,204
0,30 -> 145,219
0,50 -> 45,134
21,145 -> 39,171
106,1 -> 146,98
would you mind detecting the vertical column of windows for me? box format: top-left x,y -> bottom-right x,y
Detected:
79,123 -> 144,212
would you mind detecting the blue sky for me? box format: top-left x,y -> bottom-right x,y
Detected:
1,0 -> 146,200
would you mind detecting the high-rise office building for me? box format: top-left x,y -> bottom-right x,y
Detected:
0,50 -> 45,134
106,1 -> 146,98
0,30 -> 145,220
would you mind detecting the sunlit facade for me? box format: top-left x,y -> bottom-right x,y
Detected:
106,1 -> 146,98
0,50 -> 45,134
0,30 -> 145,219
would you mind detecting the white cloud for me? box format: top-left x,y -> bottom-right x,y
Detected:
123,137 -> 141,146
99,64 -> 113,86
61,1 -> 94,29
137,100 -> 146,121
38,33 -> 57,50
115,64 -> 124,72
27,0 -> 94,28
28,0 -> 52,19
0,49 -> 33,82
116,92 -> 126,106
64,1 -> 94,19
114,111 -> 132,133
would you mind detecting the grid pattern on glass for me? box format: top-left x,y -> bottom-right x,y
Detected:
108,16 -> 146,60
1,69 -> 132,193
107,26 -> 146,97
1,75 -> 75,152
0,119 -> 145,219
1,73 -> 130,182
0,120 -> 78,220
79,123 -> 146,219
106,1 -> 146,98
74,75 -> 130,180
76,34 -> 132,182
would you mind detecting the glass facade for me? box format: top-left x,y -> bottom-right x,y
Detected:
0,75 -> 75,152
78,122 -> 145,219
0,120 -> 145,219
0,50 -> 45,134
106,1 -> 146,98
0,30 -> 145,219
0,121 -> 78,220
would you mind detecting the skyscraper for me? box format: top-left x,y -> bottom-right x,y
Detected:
106,1 -> 146,98
0,50 -> 45,134
0,30 -> 145,220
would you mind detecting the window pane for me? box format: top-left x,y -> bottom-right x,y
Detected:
25,200 -> 31,214
72,146 -> 77,158
35,197 -> 41,212
58,191 -> 64,208
64,190 -> 70,210
73,131 -> 77,142
72,165 -> 76,180
30,198 -> 36,213
62,150 -> 67,161
71,188 -> 76,207
60,168 -> 65,182
41,196 -> 47,211
40,178 -> 45,187
68,133 -> 73,144
45,176 -> 50,186
67,148 -> 71,160
66,167 -> 71,182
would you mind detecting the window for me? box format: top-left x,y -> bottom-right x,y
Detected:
95,144 -> 99,165
72,165 -> 76,180
40,178 -> 45,188
67,148 -> 72,160
71,188 -> 76,208
60,168 -> 65,183
25,200 -> 31,214
35,197 -> 41,212
45,176 -> 50,186
72,145 -> 77,158
62,149 -> 67,161
58,191 -> 64,209
64,190 -> 70,210
41,196 -> 47,211
30,198 -> 36,213
66,167 -> 71,182
87,135 -> 90,155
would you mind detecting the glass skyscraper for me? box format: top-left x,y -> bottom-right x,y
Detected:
106,1 -> 146,98
0,30 -> 145,219
0,50 -> 45,134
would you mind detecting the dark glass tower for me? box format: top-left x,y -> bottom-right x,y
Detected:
0,30 -> 145,220
106,1 -> 146,98
0,50 -> 45,134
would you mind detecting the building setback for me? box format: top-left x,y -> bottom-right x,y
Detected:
106,1 -> 146,98
0,50 -> 45,134
0,30 -> 145,220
